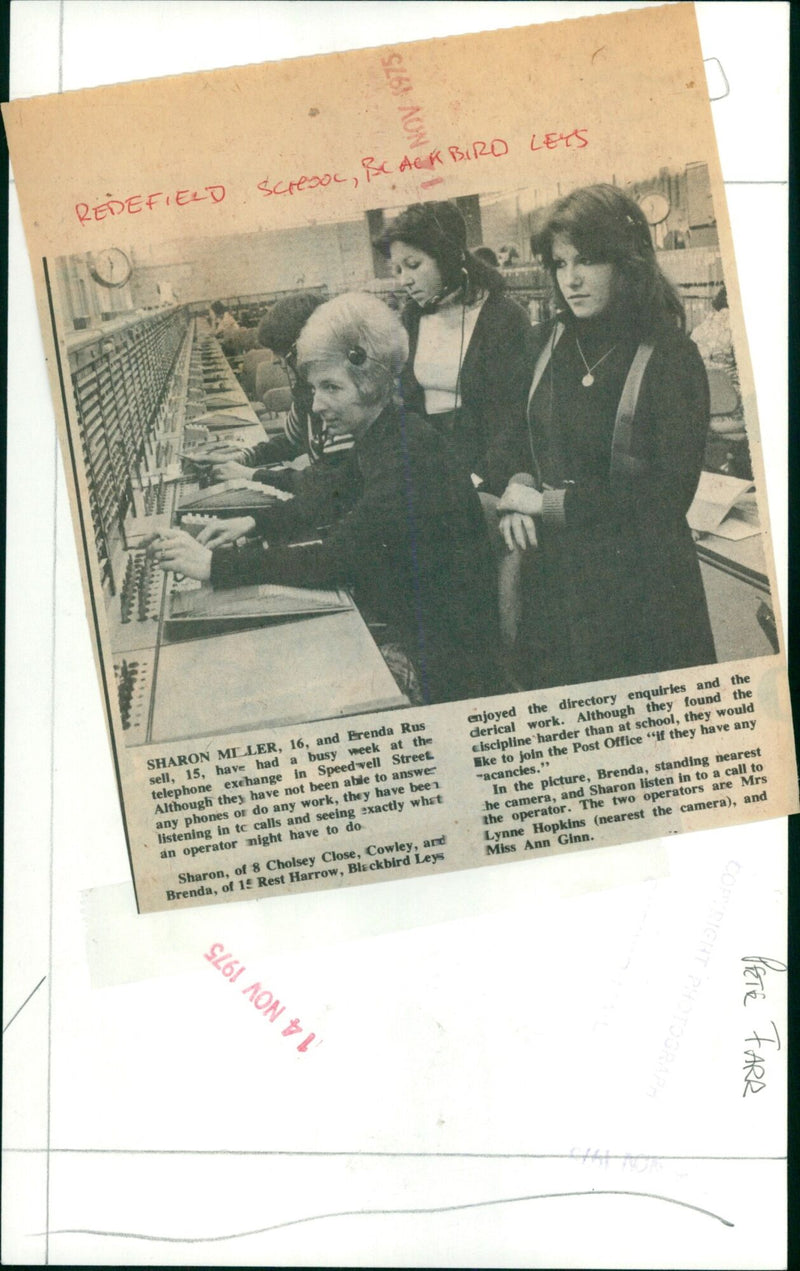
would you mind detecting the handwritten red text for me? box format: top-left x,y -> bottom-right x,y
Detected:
75,185 -> 226,224
530,128 -> 589,151
257,172 -> 356,198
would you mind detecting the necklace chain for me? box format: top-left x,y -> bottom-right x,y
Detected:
575,335 -> 616,387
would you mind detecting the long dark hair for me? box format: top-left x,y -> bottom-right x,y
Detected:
530,184 -> 685,338
377,201 -> 504,307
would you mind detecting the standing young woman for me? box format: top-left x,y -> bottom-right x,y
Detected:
497,184 -> 715,688
150,293 -> 505,706
378,201 -> 534,495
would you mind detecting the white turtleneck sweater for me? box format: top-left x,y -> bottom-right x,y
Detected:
413,296 -> 486,416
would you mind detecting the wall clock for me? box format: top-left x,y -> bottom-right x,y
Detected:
88,247 -> 132,288
638,192 -> 670,226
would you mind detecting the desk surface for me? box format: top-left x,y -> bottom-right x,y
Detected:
696,528 -> 769,591
149,607 -> 407,742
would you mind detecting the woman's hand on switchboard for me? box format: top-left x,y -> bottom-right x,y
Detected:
211,460 -> 255,481
148,530 -> 213,582
195,516 -> 257,547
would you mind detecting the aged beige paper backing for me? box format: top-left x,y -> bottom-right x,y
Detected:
3,2 -> 796,914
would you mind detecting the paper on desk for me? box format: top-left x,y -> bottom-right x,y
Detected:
3,1 -> 789,1268
710,512 -> 761,542
167,580 -> 351,621
191,409 -> 261,429
688,472 -> 757,536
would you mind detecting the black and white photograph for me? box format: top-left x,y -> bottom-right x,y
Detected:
51,167 -> 775,748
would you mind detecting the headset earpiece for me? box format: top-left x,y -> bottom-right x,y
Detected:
347,344 -> 391,371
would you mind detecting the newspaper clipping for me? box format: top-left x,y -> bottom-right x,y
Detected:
4,3 -> 796,913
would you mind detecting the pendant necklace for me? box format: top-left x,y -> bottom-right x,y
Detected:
575,335 -> 616,387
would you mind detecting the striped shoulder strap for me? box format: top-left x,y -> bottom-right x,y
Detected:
609,342 -> 654,485
525,322 -> 564,476
526,321 -> 564,414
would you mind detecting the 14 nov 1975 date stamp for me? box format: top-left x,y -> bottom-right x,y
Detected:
203,943 -> 322,1054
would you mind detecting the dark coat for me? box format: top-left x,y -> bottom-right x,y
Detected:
400,291 -> 535,494
210,404 -> 505,705
512,317 -> 716,688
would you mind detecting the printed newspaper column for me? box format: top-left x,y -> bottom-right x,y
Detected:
129,709 -> 454,908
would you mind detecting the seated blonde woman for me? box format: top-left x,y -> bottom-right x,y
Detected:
150,292 -> 505,706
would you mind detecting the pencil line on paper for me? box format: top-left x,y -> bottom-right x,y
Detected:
44,17 -> 66,1252
45,414 -> 61,1270
2,977 -> 47,1033
4,1148 -> 785,1162
702,56 -> 730,102
58,0 -> 64,94
45,188 -> 63,1271
46,451 -> 58,1270
42,1188 -> 734,1244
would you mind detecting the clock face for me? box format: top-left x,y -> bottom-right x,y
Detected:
638,192 -> 670,226
88,247 -> 132,288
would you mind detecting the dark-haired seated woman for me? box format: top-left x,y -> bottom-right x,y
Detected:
151,292 -> 505,706
496,184 -> 715,688
209,299 -> 239,339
